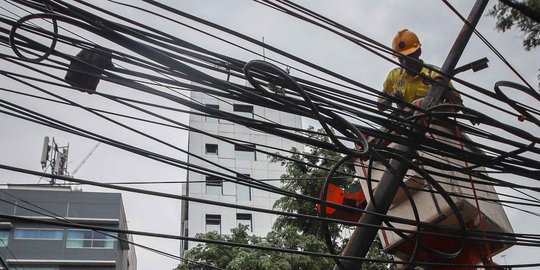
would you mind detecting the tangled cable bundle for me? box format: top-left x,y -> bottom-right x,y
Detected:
0,0 -> 539,269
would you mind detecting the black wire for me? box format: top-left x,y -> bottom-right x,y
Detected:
2,2 -> 540,268
442,0 -> 536,91
0,255 -> 9,270
0,17 -> 536,229
4,162 -> 531,249
0,49 -> 378,204
319,155 -> 352,270
1,0 -> 536,213
0,53 -> 327,203
3,3 -> 536,176
4,78 -> 537,210
3,212 -> 540,269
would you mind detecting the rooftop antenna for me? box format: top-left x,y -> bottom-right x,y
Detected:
40,136 -> 50,169
39,136 -> 69,185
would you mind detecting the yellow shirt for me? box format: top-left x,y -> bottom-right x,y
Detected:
382,65 -> 457,104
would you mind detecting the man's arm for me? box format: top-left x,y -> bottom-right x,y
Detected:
432,72 -> 463,106
378,90 -> 403,111
378,73 -> 398,111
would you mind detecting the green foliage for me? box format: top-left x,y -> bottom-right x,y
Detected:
270,128 -> 353,244
363,237 -> 393,270
270,128 -> 392,269
488,1 -> 540,88
176,225 -> 334,270
177,128 -> 392,270
488,0 -> 540,50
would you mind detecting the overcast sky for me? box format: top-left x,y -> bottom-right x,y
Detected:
1,1 -> 539,269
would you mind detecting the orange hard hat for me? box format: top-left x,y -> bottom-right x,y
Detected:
392,29 -> 421,56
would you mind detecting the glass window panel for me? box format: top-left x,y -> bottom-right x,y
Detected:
233,104 -> 253,118
235,112 -> 253,118
205,104 -> 219,122
14,229 -> 38,239
206,176 -> 223,195
83,230 -> 94,239
66,230 -> 115,249
14,229 -> 63,240
206,224 -> 221,233
103,239 -> 115,249
236,214 -> 252,231
67,230 -> 85,239
205,144 -> 218,155
82,239 -> 93,248
236,174 -> 251,201
66,239 -> 83,248
93,240 -> 106,248
206,185 -> 221,195
234,144 -> 256,161
39,230 -> 64,240
12,267 -> 59,270
234,151 -> 254,161
0,230 -> 8,247
206,224 -> 220,233
205,215 -> 221,233
93,231 -> 108,240
95,231 -> 116,239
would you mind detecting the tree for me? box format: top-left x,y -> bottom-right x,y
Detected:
270,128 -> 391,270
270,129 -> 351,245
176,225 -> 335,270
177,128 -> 391,270
176,224 -> 334,270
488,0 -> 540,50
488,0 -> 540,87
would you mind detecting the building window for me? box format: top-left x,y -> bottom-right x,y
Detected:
233,104 -> 253,118
205,215 -> 221,233
11,267 -> 59,270
236,213 -> 252,231
0,230 -> 8,247
234,144 -> 256,161
236,174 -> 251,201
206,176 -> 223,195
205,143 -> 218,155
205,104 -> 219,122
14,229 -> 63,240
66,230 -> 117,249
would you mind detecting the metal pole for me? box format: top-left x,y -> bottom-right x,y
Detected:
335,1 -> 489,269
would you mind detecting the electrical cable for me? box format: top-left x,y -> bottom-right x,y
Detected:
1,6 -> 536,226
2,212 -> 539,269
3,162 -> 531,249
442,0 -> 537,91
1,2 -> 540,269
2,0 -> 536,209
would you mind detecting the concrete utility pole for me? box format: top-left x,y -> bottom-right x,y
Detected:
334,0 -> 489,269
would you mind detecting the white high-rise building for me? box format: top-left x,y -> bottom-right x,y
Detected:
180,89 -> 302,255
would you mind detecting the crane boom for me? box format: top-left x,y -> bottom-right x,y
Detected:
71,143 -> 100,176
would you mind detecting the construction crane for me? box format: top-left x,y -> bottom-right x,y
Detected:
70,143 -> 100,177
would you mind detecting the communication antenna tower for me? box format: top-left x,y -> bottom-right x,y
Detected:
39,136 -> 69,185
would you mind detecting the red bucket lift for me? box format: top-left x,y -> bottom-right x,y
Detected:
316,182 -> 366,222
354,123 -> 514,269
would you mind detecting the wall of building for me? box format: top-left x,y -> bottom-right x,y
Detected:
181,89 -> 302,253
0,187 -> 136,270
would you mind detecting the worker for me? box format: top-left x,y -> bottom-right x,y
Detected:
377,29 -> 460,112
